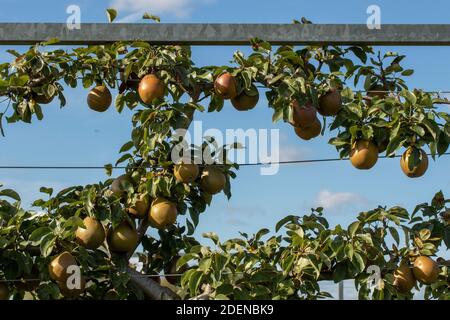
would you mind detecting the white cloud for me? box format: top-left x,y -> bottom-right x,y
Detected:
224,218 -> 249,227
315,189 -> 366,210
110,0 -> 213,21
275,132 -> 312,162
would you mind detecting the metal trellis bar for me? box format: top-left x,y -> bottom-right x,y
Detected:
2,24 -> 450,46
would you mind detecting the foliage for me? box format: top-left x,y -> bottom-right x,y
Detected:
177,192 -> 450,300
0,15 -> 449,300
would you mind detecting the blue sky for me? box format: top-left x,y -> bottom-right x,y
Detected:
0,0 -> 449,256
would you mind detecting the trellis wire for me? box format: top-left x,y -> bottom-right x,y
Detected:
0,152 -> 448,170
1,262 -> 449,283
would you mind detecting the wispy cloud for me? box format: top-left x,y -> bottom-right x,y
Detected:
217,204 -> 267,227
225,204 -> 267,217
277,145 -> 311,162
224,218 -> 249,227
315,189 -> 366,210
110,0 -> 214,21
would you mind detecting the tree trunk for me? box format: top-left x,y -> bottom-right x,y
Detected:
127,267 -> 180,300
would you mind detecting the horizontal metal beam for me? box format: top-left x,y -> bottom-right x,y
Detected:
1,23 -> 450,46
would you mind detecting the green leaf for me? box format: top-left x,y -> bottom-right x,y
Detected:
352,252 -> 365,273
272,107 -> 284,123
419,229 -> 431,241
119,141 -> 134,153
400,89 -> 416,105
10,75 -> 29,87
361,125 -> 374,140
275,215 -> 297,232
411,125 -> 425,137
0,112 -> 5,137
348,221 -> 360,237
281,255 -> 295,274
176,254 -> 196,270
356,233 -> 373,246
104,164 -> 113,177
186,219 -> 195,235
42,38 -> 60,46
401,69 -> 414,76
198,257 -> 212,272
388,227 -> 400,245
142,13 -> 161,23
189,271 -> 203,295
332,263 -> 347,282
40,234 -> 56,257
345,243 -> 354,260
115,94 -> 126,113
39,187 -> 53,196
255,228 -> 269,241
349,46 -> 367,63
203,232 -> 219,245
386,135 -> 405,157
106,9 -> 117,23
214,253 -> 229,272
0,189 -> 21,201
115,153 -> 133,166
444,228 -> 450,249
29,227 -> 53,245
421,119 -> 440,140
63,216 -> 85,229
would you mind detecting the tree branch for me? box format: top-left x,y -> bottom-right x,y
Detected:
125,102 -> 197,300
127,267 -> 180,300
190,284 -> 213,300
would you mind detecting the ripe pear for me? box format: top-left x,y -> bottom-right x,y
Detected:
149,197 -> 178,229
214,73 -> 238,99
127,193 -> 150,219
200,167 -> 227,195
294,118 -> 322,141
48,252 -> 78,282
75,217 -> 106,250
413,256 -> 440,284
350,140 -> 379,169
291,101 -> 317,128
138,74 -> 165,104
231,85 -> 259,111
87,85 -> 112,112
400,147 -> 428,178
174,163 -> 199,184
318,88 -> 342,116
107,222 -> 138,254
393,264 -> 416,293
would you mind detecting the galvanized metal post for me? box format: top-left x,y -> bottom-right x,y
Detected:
1,23 -> 450,46
338,281 -> 344,300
